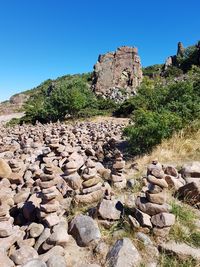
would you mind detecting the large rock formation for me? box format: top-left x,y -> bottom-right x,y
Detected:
92,46 -> 143,102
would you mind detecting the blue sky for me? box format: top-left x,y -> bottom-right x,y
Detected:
0,0 -> 200,101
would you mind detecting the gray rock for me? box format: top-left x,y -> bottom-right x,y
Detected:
136,232 -> 153,246
134,208 -> 152,228
22,259 -> 47,267
151,213 -> 175,228
106,237 -> 141,267
39,246 -> 65,263
98,199 -> 123,220
181,161 -> 200,178
46,255 -> 67,267
136,197 -> 170,216
69,214 -> 101,246
10,246 -> 38,265
159,241 -> 200,260
29,223 -> 44,238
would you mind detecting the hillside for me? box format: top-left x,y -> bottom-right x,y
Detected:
0,41 -> 200,267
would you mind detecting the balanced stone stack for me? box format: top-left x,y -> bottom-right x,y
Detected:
111,151 -> 126,189
75,159 -> 104,204
135,160 -> 175,232
63,160 -> 82,191
37,165 -> 62,227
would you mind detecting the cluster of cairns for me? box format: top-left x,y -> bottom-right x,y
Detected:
0,120 -> 132,267
0,119 -> 199,266
134,160 -> 176,237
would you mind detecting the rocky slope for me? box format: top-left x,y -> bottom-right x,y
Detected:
0,119 -> 199,267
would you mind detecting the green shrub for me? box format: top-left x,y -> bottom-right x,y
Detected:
163,66 -> 183,78
121,76 -> 200,155
22,73 -> 117,123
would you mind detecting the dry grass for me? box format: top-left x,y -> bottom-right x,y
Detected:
133,121 -> 200,172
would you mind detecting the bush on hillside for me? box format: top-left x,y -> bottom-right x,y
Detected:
163,66 -> 183,78
22,75 -> 116,124
119,75 -> 200,155
177,45 -> 199,72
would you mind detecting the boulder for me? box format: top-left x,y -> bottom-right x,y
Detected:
106,237 -> 141,267
69,214 -> 101,246
98,199 -> 123,220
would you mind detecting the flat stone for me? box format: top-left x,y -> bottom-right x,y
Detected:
135,197 -> 170,216
82,177 -> 102,188
159,241 -> 200,261
147,175 -> 168,188
75,189 -> 103,204
146,191 -> 166,205
69,214 -> 101,247
151,213 -> 175,228
82,182 -> 102,194
106,237 -> 141,267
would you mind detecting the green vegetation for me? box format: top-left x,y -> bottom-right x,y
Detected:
21,73 -> 117,124
143,64 -> 164,78
170,200 -> 200,247
177,44 -> 200,72
159,253 -> 197,267
163,66 -> 183,78
116,70 -> 200,155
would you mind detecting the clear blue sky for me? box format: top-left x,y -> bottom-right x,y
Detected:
0,0 -> 200,101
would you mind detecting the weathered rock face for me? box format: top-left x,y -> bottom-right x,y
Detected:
92,46 -> 143,102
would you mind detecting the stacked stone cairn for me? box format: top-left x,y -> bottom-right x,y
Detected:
75,159 -> 105,204
135,160 -> 175,235
37,164 -> 62,227
111,150 -> 126,189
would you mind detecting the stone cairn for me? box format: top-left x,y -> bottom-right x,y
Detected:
37,164 -> 62,227
111,151 -> 126,189
135,160 -> 175,235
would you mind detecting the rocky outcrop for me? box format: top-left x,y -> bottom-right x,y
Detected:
92,46 -> 143,102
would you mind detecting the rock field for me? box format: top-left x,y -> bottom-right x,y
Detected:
0,119 -> 199,266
